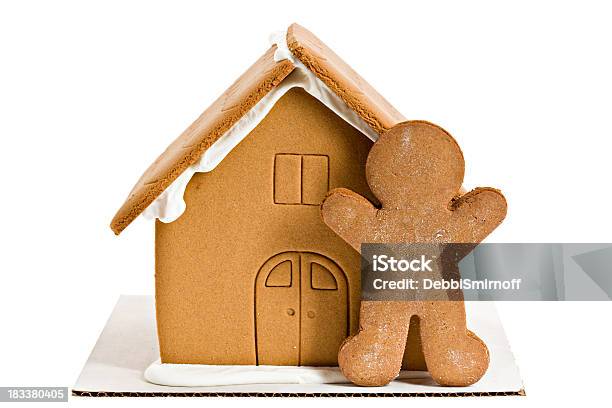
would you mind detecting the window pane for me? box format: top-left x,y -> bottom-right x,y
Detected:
302,155 -> 329,205
274,154 -> 301,204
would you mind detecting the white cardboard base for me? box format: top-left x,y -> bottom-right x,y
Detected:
73,296 -> 524,397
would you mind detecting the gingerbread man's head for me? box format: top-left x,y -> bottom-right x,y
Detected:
366,121 -> 465,210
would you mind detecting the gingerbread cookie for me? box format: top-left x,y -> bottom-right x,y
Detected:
321,121 -> 507,386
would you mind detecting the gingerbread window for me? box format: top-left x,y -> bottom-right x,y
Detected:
274,154 -> 329,205
265,260 -> 292,287
310,262 -> 338,290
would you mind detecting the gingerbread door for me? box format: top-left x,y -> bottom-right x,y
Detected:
255,251 -> 348,366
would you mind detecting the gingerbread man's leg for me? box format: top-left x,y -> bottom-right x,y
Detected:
419,301 -> 489,386
338,300 -> 414,386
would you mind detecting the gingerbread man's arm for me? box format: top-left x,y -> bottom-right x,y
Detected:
321,188 -> 377,253
449,187 -> 508,243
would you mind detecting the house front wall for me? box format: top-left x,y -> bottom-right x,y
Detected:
155,87 -> 376,365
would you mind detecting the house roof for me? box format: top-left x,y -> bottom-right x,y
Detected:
110,23 -> 406,235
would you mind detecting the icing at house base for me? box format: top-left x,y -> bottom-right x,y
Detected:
145,360 -> 419,387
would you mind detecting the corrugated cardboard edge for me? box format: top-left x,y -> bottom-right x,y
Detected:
110,23 -> 406,235
72,389 -> 526,397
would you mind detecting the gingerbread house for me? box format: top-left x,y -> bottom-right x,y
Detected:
111,24 -> 430,370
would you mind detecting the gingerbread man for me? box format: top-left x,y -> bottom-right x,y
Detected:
321,121 -> 507,386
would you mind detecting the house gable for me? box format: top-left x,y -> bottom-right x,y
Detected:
111,23 -> 404,235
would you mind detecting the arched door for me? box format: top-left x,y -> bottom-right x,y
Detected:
255,252 -> 348,366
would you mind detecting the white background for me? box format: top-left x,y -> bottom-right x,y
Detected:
1,0 -> 611,406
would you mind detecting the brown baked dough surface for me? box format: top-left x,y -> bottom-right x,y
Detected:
287,24 -> 405,134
